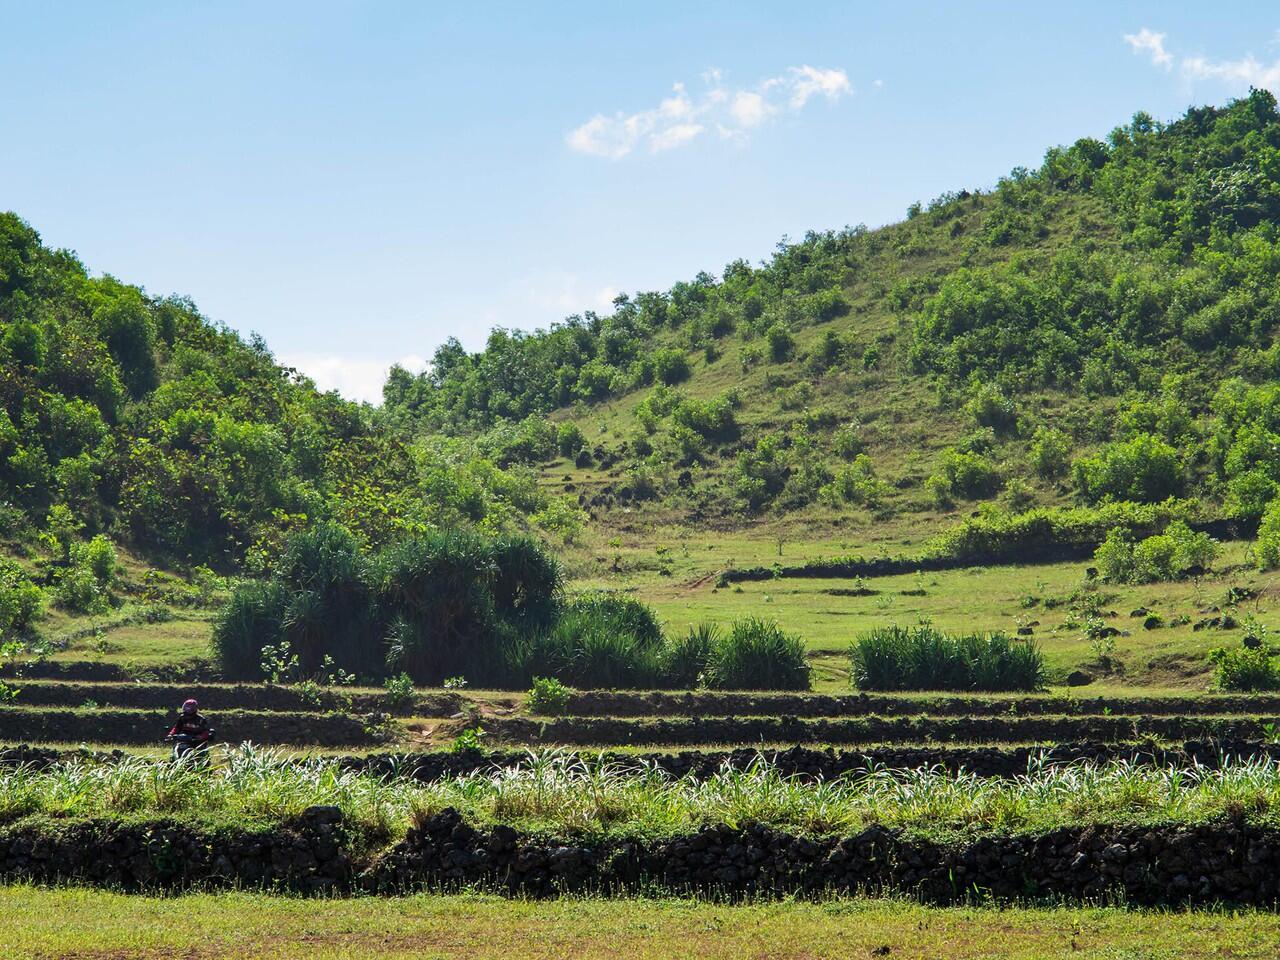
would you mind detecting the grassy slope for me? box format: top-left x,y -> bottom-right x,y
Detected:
6,886 -> 1280,959
542,190 -> 1116,552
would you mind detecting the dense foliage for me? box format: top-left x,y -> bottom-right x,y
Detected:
215,524 -> 809,690
0,212 -> 583,572
849,625 -> 1045,692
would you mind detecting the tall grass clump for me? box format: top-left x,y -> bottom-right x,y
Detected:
849,625 -> 1045,692
504,593 -> 667,689
701,618 -> 810,690
661,623 -> 719,687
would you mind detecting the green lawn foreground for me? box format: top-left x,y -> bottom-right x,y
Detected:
5,886 -> 1280,959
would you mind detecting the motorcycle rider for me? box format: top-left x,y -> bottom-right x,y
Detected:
166,698 -> 212,757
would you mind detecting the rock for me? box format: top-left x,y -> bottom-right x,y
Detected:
1066,670 -> 1093,687
301,805 -> 344,824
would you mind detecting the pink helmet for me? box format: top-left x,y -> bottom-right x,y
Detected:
182,699 -> 198,713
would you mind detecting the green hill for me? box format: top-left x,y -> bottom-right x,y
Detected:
382,90 -> 1280,555
8,92 -> 1280,689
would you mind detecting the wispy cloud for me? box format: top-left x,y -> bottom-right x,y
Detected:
1182,52 -> 1280,90
1126,27 -> 1280,91
525,272 -> 619,316
1124,28 -> 1173,70
567,65 -> 852,159
284,353 -> 428,404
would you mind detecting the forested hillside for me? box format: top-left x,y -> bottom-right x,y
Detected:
381,90 -> 1280,548
0,215 -> 582,574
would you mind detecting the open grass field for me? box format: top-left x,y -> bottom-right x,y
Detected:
6,885 -> 1280,959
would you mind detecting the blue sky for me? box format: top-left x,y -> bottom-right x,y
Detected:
3,2 -> 1279,401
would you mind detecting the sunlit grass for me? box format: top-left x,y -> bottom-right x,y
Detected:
8,748 -> 1280,842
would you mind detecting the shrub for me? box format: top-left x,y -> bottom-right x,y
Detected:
216,524 -> 565,685
1093,528 -> 1136,583
527,676 -> 572,715
925,474 -> 954,509
1209,644 -> 1280,691
965,384 -> 1018,433
0,558 -> 42,641
702,618 -> 810,690
504,592 -> 666,689
383,671 -> 416,709
1256,498 -> 1280,570
1094,521 -> 1217,583
212,580 -> 289,679
555,422 -> 586,457
1073,433 -> 1182,504
1029,426 -> 1072,479
765,324 -> 795,362
849,625 -> 1045,692
928,499 -> 1201,564
653,348 -> 691,385
832,424 -> 864,460
825,455 -> 888,507
661,623 -> 718,687
53,536 -> 117,614
931,449 -> 1000,501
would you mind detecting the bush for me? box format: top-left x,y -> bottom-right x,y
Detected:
1093,528 -> 1136,583
0,558 -> 42,641
1094,521 -> 1217,583
1256,498 -> 1280,570
931,449 -> 1000,501
965,384 -> 1018,433
555,422 -> 586,457
765,324 -> 795,362
661,623 -> 718,687
215,524 -> 564,685
1029,426 -> 1072,479
53,536 -> 117,614
1073,433 -> 1182,504
653,348 -> 691,385
1209,644 -> 1280,691
825,455 -> 888,507
212,580 -> 289,678
702,618 -> 810,690
849,625 -> 1045,692
527,676 -> 572,715
383,671 -> 416,709
928,499 -> 1201,564
832,424 -> 864,460
504,592 -> 666,689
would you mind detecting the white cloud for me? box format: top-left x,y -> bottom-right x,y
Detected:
283,352 -> 428,405
567,64 -> 852,159
1124,28 -> 1173,70
1182,52 -> 1280,90
730,91 -> 772,128
651,122 -> 705,151
526,272 -> 620,316
1126,28 -> 1280,92
783,65 -> 853,107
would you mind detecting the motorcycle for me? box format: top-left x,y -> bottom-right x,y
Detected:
163,729 -> 215,761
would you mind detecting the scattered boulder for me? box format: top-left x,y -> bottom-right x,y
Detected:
1065,670 -> 1093,687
